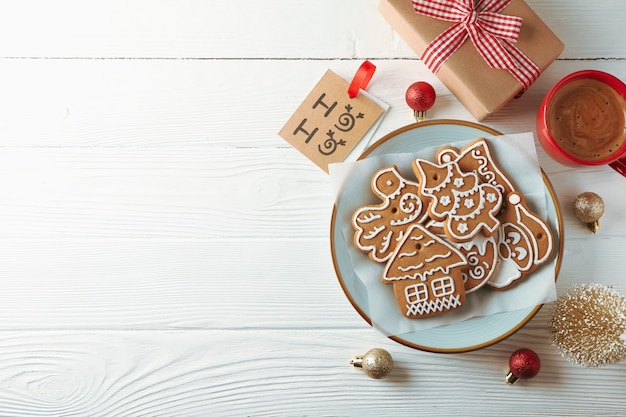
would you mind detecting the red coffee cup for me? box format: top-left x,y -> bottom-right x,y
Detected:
536,70 -> 626,177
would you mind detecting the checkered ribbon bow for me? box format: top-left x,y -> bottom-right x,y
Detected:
413,0 -> 540,90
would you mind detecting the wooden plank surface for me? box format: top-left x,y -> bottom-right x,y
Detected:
0,323 -> 625,416
0,0 -> 623,59
0,0 -> 625,415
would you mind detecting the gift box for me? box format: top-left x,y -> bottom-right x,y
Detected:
379,0 -> 564,120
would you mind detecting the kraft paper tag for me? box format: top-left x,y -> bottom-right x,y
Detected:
279,69 -> 385,173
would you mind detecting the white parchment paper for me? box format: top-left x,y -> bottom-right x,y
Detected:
329,133 -> 558,337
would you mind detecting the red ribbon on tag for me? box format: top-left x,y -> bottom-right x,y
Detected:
412,0 -> 540,90
348,61 -> 376,98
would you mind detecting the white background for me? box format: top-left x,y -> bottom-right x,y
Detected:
0,1 -> 624,415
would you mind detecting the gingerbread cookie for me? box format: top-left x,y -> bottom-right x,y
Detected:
426,221 -> 498,294
383,223 -> 468,318
352,165 -> 428,263
436,138 -> 517,197
412,158 -> 503,243
488,192 -> 554,290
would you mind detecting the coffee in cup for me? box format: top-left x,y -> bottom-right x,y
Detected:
536,70 -> 626,176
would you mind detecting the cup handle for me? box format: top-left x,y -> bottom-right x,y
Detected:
609,157 -> 626,177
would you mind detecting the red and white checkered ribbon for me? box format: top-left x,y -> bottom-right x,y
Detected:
413,0 -> 540,90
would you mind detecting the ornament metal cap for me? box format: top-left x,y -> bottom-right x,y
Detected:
573,192 -> 604,234
505,371 -> 520,384
505,348 -> 540,384
412,110 -> 428,122
405,82 -> 436,122
350,348 -> 393,379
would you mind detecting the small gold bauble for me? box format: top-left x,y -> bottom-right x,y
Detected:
573,192 -> 604,233
350,348 -> 393,379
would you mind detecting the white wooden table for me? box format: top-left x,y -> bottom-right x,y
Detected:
0,1 -> 624,415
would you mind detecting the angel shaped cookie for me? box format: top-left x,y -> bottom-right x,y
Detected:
352,165 -> 428,263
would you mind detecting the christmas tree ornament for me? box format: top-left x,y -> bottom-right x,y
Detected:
505,348 -> 541,384
405,81 -> 436,122
573,192 -> 604,233
550,283 -> 626,367
350,348 -> 393,379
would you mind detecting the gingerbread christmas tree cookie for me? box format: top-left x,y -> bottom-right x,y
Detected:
412,158 -> 503,243
436,138 -> 517,197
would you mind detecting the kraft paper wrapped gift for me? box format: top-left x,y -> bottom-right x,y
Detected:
379,0 -> 565,121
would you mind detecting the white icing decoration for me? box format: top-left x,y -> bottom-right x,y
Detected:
405,293 -> 462,316
364,225 -> 385,239
454,177 -> 465,188
398,263 -> 425,272
382,224 -> 468,282
425,251 -> 454,263
380,231 -> 392,255
399,251 -> 418,258
488,257 -> 522,288
507,231 -> 522,245
469,262 -> 487,280
513,247 -> 528,260
464,199 -> 475,209
508,193 -> 521,205
511,197 -> 554,265
465,140 -> 516,194
358,212 -> 382,223
440,195 -> 451,206
415,160 -> 453,194
499,223 -> 533,272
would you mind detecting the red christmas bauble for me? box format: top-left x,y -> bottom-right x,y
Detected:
506,348 -> 540,384
405,82 -> 436,112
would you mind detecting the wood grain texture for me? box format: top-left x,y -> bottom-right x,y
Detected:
0,0 -> 624,415
0,239 -> 361,329
0,59 -> 623,149
0,0 -> 624,59
0,325 -> 624,416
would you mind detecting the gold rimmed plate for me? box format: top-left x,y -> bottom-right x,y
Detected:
330,120 -> 563,353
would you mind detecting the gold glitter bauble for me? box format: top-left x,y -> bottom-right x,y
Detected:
350,348 -> 393,379
550,283 -> 626,367
573,192 -> 604,233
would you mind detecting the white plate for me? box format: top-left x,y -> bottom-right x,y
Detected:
330,120 -> 563,353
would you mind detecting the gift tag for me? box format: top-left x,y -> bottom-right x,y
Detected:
279,62 -> 386,173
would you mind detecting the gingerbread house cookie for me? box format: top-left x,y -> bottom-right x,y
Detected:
426,221 -> 498,294
383,223 -> 468,318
